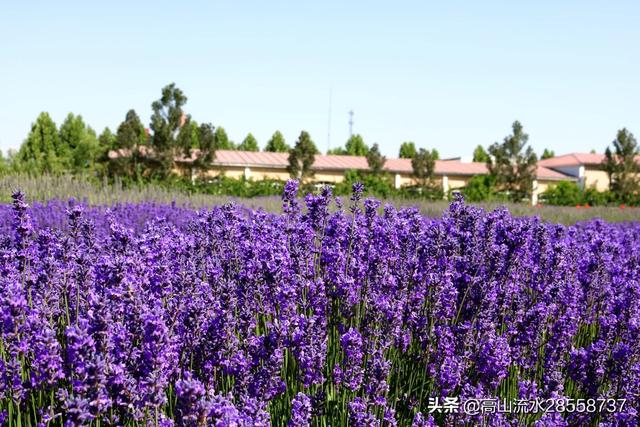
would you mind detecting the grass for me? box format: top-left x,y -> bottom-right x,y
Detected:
0,174 -> 637,224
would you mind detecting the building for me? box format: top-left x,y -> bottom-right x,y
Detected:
539,153 -> 610,191
175,150 -> 573,204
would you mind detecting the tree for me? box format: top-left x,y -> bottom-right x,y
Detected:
98,127 -> 116,151
16,112 -> 64,174
366,143 -> 386,175
196,123 -> 216,166
430,149 -> 440,160
264,131 -> 289,152
327,147 -> 346,155
603,128 -> 639,199
472,145 -> 490,163
461,175 -> 497,202
238,133 -> 259,151
287,131 -> 318,180
541,148 -> 555,160
214,127 -> 235,150
149,83 -> 188,177
399,141 -> 417,159
487,121 -> 538,202
59,113 -> 99,174
344,134 -> 369,156
177,120 -> 200,154
411,148 -> 437,188
109,109 -> 147,180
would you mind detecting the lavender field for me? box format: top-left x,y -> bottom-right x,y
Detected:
1,181 -> 639,426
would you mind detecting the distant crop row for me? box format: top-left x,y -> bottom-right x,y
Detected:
0,182 -> 638,426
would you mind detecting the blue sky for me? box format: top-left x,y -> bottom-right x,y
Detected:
1,1 -> 638,158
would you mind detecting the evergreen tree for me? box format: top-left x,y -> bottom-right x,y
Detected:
149,83 -> 188,177
399,141 -> 417,159
238,133 -> 259,151
541,148 -> 555,160
214,127 -> 235,150
264,131 -> 289,152
109,109 -> 147,180
603,128 -> 639,200
16,112 -> 64,174
344,134 -> 369,156
487,121 -> 538,202
59,113 -> 99,174
411,148 -> 437,189
472,145 -> 490,163
366,143 -> 386,175
287,131 -> 318,180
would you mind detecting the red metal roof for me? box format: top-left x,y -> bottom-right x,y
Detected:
538,153 -> 605,168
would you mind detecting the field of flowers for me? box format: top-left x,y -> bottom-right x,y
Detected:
0,181 -> 638,426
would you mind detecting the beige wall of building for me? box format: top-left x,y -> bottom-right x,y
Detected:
583,166 -> 610,192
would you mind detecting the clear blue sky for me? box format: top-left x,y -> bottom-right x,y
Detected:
1,1 -> 638,159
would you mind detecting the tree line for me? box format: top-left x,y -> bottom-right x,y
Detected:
3,83 -> 639,204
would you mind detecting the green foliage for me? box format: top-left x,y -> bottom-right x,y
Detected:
487,121 -> 538,202
344,134 -> 368,156
59,113 -> 100,174
541,181 -> 581,206
189,175 -> 285,197
430,149 -> 440,160
541,148 -> 555,160
411,148 -> 437,188
472,145 -> 490,163
16,112 -> 65,174
366,143 -> 386,174
326,147 -> 345,155
214,127 -> 234,150
177,120 -> 200,153
603,128 -> 639,201
329,134 -> 369,156
264,131 -> 289,152
238,133 -> 259,151
461,175 -> 498,202
333,169 -> 396,198
398,141 -> 417,159
287,131 -> 318,180
107,110 -> 147,182
149,83 -> 188,177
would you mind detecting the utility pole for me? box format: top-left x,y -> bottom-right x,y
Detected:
348,110 -> 354,137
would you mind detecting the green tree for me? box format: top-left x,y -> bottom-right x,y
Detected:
430,148 -> 440,160
541,181 -> 581,206
541,148 -> 555,160
487,121 -> 538,202
98,127 -> 116,151
264,131 -> 290,152
411,148 -> 437,188
461,175 -> 497,202
108,109 -> 148,180
287,131 -> 318,180
214,127 -> 235,150
327,147 -> 346,155
366,143 -> 386,175
59,113 -> 99,174
603,128 -> 639,200
344,134 -> 369,156
149,83 -> 188,177
472,145 -> 490,163
238,133 -> 259,151
16,112 -> 64,174
399,141 -> 417,159
177,120 -> 200,154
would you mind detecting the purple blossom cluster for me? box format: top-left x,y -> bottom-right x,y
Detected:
0,182 -> 639,426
